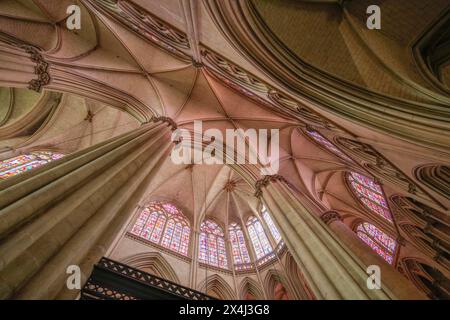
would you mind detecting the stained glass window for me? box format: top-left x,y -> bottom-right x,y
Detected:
0,151 -> 64,180
247,216 -> 273,260
199,220 -> 228,269
356,222 -> 396,264
306,129 -> 353,162
229,223 -> 251,267
261,206 -> 282,243
348,172 -> 393,222
130,201 -> 190,256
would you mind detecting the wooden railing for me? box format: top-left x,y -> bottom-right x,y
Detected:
81,257 -> 215,300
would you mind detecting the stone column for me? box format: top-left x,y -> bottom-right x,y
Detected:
189,229 -> 200,290
0,120 -> 175,299
0,41 -> 50,92
320,211 -> 425,299
256,175 -> 426,299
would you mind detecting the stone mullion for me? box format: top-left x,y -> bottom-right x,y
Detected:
224,191 -> 238,299
238,217 -> 267,299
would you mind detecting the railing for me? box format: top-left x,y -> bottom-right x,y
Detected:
81,257 -> 215,300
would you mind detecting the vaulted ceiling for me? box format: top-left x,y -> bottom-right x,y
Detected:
0,0 -> 448,252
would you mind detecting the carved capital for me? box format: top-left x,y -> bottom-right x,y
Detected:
151,116 -> 178,131
320,211 -> 342,225
20,45 -> 50,92
254,174 -> 289,197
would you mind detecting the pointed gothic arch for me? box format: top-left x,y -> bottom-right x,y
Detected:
263,270 -> 292,300
401,258 -> 450,300
120,252 -> 180,284
415,164 -> 450,201
238,277 -> 265,300
197,274 -> 235,300
285,253 -> 315,300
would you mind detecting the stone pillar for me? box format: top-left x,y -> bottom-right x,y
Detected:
189,229 -> 200,290
320,211 -> 426,299
0,120 -> 174,299
0,41 -> 50,92
256,175 -> 426,299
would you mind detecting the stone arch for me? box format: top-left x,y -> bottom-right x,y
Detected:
401,258 -> 450,299
238,277 -> 264,300
197,274 -> 235,300
263,269 -> 292,300
415,164 -> 450,201
120,252 -> 180,284
285,253 -> 315,300
391,195 -> 450,269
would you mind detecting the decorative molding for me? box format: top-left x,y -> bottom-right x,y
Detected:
82,257 -> 213,300
20,45 -> 50,92
336,137 -> 430,201
203,0 -> 450,153
151,115 -> 178,131
254,174 -> 290,197
402,258 -> 449,299
415,164 -> 450,201
201,48 -> 343,131
320,211 -> 342,225
92,0 -> 191,59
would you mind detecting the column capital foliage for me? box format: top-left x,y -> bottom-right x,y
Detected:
151,116 -> 178,131
254,174 -> 289,197
20,45 -> 50,92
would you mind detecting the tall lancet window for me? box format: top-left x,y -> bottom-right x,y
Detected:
130,202 -> 190,256
199,220 -> 228,269
347,172 -> 393,222
247,216 -> 273,259
356,222 -> 397,264
261,206 -> 282,243
306,128 -> 353,162
0,151 -> 64,180
229,223 -> 251,267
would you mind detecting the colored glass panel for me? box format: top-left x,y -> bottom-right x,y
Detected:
306,129 -> 353,162
356,222 -> 396,264
199,219 -> 228,269
229,223 -> 251,267
0,151 -> 64,180
130,202 -> 190,256
348,172 -> 393,222
247,216 -> 273,259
